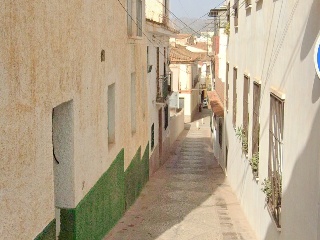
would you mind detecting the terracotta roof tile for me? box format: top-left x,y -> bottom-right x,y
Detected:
170,44 -> 206,63
207,91 -> 224,117
194,42 -> 208,51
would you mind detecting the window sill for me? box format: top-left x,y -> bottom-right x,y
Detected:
266,204 -> 282,232
108,142 -> 115,149
245,4 -> 252,9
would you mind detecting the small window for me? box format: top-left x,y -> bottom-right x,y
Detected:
233,1 -> 239,27
232,67 -> 237,128
218,119 -> 223,148
252,82 -> 261,176
131,73 -> 136,133
226,63 -> 229,111
245,0 -> 252,9
108,84 -> 116,143
151,123 -> 154,150
136,0 -> 142,37
242,75 -> 250,154
127,0 -> 133,36
164,104 -> 169,130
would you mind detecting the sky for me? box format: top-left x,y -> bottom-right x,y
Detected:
170,0 -> 225,19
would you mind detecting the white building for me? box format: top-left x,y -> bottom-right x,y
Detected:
145,0 -> 178,175
169,44 -> 203,123
224,0 -> 320,239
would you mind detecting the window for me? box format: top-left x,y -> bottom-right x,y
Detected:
164,105 -> 169,130
232,67 -> 237,128
136,0 -> 142,37
252,82 -> 261,160
227,2 -> 230,22
156,47 -> 160,95
233,1 -> 239,27
226,63 -> 229,111
243,75 -> 250,154
131,73 -> 136,133
218,119 -> 223,148
108,84 -> 116,143
245,0 -> 252,8
151,123 -> 154,150
127,0 -> 132,36
268,93 -> 284,228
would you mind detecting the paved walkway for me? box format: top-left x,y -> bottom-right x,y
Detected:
104,110 -> 257,240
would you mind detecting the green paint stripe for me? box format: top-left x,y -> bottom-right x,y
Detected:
34,219 -> 56,240
56,144 -> 150,240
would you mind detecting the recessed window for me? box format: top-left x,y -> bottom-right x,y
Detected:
108,84 -> 115,143
226,63 -> 229,111
101,50 -> 105,62
151,123 -> 155,150
268,93 -> 284,228
251,82 -> 261,176
127,0 -> 133,36
232,67 -> 237,128
233,1 -> 239,27
136,0 -> 142,37
242,75 -> 250,154
131,73 -> 137,133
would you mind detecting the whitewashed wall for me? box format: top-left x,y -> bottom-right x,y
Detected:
225,0 -> 320,239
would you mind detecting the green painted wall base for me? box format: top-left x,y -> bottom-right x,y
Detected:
35,144 -> 149,240
34,219 -> 56,240
125,144 -> 149,209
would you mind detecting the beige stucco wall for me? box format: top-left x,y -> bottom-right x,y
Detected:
225,0 -> 320,239
0,1 -> 148,239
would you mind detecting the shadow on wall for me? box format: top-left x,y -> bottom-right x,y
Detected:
265,4 -> 320,237
264,89 -> 320,239
300,0 -> 320,60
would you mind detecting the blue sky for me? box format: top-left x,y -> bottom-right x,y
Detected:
170,0 -> 225,18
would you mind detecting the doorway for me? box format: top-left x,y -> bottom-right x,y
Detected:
158,108 -> 163,159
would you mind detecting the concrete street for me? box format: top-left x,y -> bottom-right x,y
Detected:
104,110 -> 257,240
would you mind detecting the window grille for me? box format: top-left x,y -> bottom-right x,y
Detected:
245,0 -> 252,8
268,93 -> 284,228
232,67 -> 237,128
164,105 -> 169,130
218,119 -> 223,148
243,75 -> 250,154
136,0 -> 142,37
127,0 -> 132,36
233,1 -> 239,27
226,63 -> 229,111
252,82 -> 261,157
151,123 -> 154,150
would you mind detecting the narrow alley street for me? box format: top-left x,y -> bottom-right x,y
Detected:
104,110 -> 257,240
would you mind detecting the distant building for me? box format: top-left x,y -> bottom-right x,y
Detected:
169,44 -> 203,122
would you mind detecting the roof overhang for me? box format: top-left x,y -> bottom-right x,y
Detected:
146,19 -> 178,37
207,90 -> 224,117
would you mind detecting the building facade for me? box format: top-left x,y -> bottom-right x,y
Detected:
170,43 -> 202,123
224,0 -> 320,239
145,0 -> 177,175
1,0 -> 150,239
